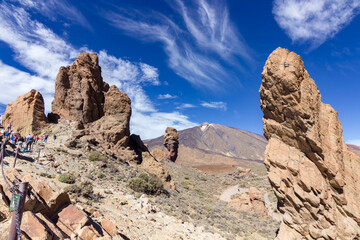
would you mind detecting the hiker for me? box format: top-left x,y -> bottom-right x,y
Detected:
4,131 -> 10,140
34,136 -> 39,145
26,134 -> 34,151
44,134 -> 48,143
53,134 -> 57,141
17,137 -> 23,150
7,123 -> 11,132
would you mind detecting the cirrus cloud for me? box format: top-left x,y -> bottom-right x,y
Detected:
273,0 -> 360,49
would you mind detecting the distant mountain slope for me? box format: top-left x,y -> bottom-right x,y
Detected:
347,144 -> 360,156
145,123 -> 267,170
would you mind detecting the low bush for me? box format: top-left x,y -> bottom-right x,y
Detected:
58,173 -> 76,184
97,172 -> 106,179
127,173 -> 163,195
87,151 -> 107,162
64,181 -> 94,198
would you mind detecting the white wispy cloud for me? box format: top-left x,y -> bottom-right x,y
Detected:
0,1 -> 197,139
103,0 -> 252,90
273,0 -> 360,49
347,139 -> 360,146
176,103 -> 197,109
12,0 -> 91,29
158,94 -> 177,100
201,101 -> 227,111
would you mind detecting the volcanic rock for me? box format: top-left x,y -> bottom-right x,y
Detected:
89,85 -> 132,151
51,52 -> 108,123
260,47 -> 360,239
229,187 -> 267,218
2,89 -> 47,136
163,127 -> 179,162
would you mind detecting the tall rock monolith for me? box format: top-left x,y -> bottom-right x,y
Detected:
52,52 -> 108,123
2,89 -> 47,136
163,127 -> 179,162
52,52 -> 132,151
260,47 -> 360,239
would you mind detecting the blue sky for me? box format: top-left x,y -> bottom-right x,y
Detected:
0,0 -> 359,145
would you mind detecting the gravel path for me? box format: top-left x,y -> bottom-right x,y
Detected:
219,185 -> 248,202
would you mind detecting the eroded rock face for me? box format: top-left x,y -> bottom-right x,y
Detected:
89,85 -> 132,151
53,53 -> 132,156
163,127 -> 179,162
260,48 -> 360,239
52,52 -> 108,123
2,89 -> 47,136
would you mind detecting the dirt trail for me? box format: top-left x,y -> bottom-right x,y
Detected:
219,185 -> 248,202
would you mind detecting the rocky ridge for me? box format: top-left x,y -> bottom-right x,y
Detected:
260,47 -> 360,239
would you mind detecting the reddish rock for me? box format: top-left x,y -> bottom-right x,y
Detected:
163,127 -> 179,162
21,211 -> 52,240
52,53 -> 133,158
260,48 -> 360,239
78,225 -> 101,240
101,219 -> 118,236
2,89 -> 47,136
52,52 -> 107,123
21,175 -> 71,217
56,204 -> 89,237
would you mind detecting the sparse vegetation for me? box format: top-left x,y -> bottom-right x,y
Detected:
64,181 -> 94,199
127,172 -> 163,195
87,151 -> 108,162
97,172 -> 106,179
58,172 -> 76,184
40,172 -> 52,178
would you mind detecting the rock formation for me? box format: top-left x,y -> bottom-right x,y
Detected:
163,127 -> 179,162
52,52 -> 132,153
260,48 -> 360,239
229,187 -> 268,218
2,89 -> 47,136
52,52 -> 109,123
89,85 -> 132,151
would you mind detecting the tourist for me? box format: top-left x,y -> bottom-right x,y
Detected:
26,134 -> 34,151
7,123 -> 11,132
4,131 -> 10,140
53,134 -> 57,141
44,134 -> 48,143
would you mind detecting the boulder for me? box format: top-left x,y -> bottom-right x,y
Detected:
56,204 -> 89,237
229,187 -> 267,218
259,48 -> 360,239
163,127 -> 179,162
20,212 -> 53,240
101,219 -> 118,236
2,89 -> 47,136
51,52 -> 108,123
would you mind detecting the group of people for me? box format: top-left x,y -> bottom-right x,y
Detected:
0,123 -> 58,152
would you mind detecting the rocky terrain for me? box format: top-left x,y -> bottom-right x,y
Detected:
145,122 -> 267,173
0,52 -> 280,239
260,47 -> 360,239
